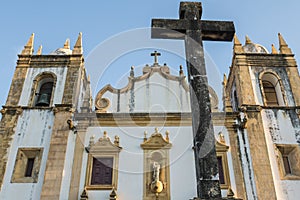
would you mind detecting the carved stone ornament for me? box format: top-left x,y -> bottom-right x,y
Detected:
0,108 -> 6,115
95,97 -> 110,113
141,128 -> 172,150
52,104 -> 75,114
141,128 -> 171,200
89,131 -> 122,153
0,107 -> 23,115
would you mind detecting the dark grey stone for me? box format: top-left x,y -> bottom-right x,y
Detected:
151,2 -> 235,199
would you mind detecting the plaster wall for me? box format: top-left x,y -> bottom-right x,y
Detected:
78,126 -> 197,200
0,110 -> 54,200
102,73 -> 191,113
262,109 -> 300,200
236,128 -> 257,200
59,130 -> 76,200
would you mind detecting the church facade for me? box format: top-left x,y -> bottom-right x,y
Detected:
0,30 -> 300,200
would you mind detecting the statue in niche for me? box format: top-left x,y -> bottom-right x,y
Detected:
150,161 -> 163,194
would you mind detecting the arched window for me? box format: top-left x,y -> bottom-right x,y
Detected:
30,73 -> 56,107
262,80 -> 278,106
261,73 -> 284,106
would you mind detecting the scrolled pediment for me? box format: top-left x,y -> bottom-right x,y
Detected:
141,128 -> 172,149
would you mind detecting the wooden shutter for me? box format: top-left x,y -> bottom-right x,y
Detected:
91,157 -> 113,185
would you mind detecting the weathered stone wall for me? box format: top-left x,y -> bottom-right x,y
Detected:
285,65 -> 300,106
0,107 -> 22,189
0,55 -> 30,189
5,56 -> 29,106
40,106 -> 73,200
62,56 -> 84,106
246,110 -> 276,199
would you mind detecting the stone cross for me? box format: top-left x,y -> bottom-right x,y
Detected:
151,2 -> 235,199
151,50 -> 161,64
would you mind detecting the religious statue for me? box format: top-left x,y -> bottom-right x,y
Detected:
150,162 -> 163,193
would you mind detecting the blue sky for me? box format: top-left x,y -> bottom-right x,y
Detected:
0,0 -> 300,107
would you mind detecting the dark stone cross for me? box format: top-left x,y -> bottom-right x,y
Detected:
151,2 -> 235,199
151,50 -> 161,64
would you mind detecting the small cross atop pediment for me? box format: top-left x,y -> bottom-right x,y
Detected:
150,50 -> 161,65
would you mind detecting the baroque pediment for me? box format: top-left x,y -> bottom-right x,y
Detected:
141,128 -> 172,149
89,131 -> 122,153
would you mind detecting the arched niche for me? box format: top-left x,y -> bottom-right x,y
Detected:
259,72 -> 285,106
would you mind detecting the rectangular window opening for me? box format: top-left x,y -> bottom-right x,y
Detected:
25,158 -> 35,177
283,155 -> 292,175
217,156 -> 225,184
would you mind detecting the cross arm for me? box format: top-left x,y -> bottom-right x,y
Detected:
151,19 -> 197,40
201,20 -> 235,41
152,19 -> 235,41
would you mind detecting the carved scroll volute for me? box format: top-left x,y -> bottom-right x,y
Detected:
95,97 -> 110,113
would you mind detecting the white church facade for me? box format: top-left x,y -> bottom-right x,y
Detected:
0,24 -> 300,200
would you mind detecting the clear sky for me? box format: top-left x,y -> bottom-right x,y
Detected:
1,0 -> 300,107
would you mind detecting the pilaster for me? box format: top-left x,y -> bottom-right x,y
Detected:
68,125 -> 88,199
225,123 -> 246,200
40,104 -> 74,200
244,108 -> 276,199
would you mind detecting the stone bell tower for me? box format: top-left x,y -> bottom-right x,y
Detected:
0,33 -> 91,200
224,34 -> 300,200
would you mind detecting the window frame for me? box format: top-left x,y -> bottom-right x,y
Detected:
275,144 -> 300,180
11,148 -> 43,183
262,80 -> 279,106
28,72 -> 57,107
216,141 -> 231,189
85,132 -> 122,190
259,72 -> 286,107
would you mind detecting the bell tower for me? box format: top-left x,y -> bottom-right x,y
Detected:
0,33 -> 91,199
224,34 -> 300,199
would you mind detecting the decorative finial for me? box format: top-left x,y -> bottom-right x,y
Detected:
114,135 -> 120,146
73,32 -> 83,54
87,75 -> 91,82
271,44 -> 278,54
89,135 -> 95,147
233,34 -> 244,53
179,65 -> 184,76
37,45 -> 43,55
227,186 -> 235,198
80,188 -> 88,200
130,66 -> 135,77
64,38 -> 70,49
144,131 -> 148,142
165,130 -> 170,142
223,74 -> 227,87
109,187 -> 118,200
21,33 -> 34,55
245,35 -> 252,44
103,131 -> 107,138
151,51 -> 161,65
155,127 -> 159,133
278,33 -> 292,54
